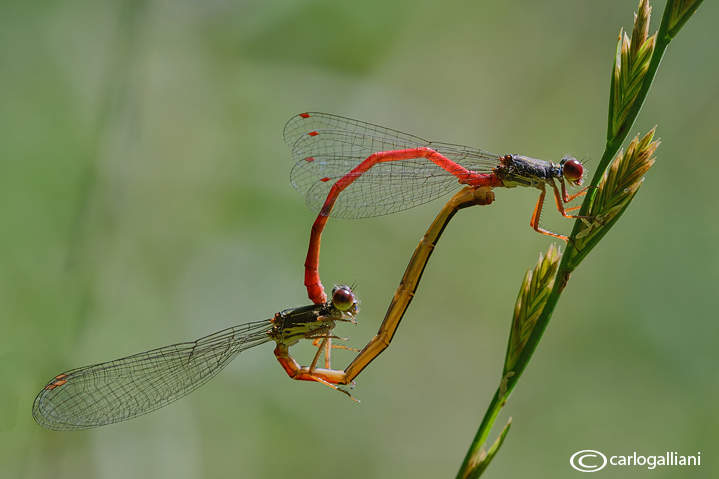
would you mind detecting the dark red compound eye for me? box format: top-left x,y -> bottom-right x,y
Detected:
331,285 -> 355,311
562,158 -> 584,182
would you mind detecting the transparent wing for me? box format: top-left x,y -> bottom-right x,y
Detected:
33,320 -> 273,431
284,112 -> 501,219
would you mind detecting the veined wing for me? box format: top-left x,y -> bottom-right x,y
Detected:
284,112 -> 501,219
33,320 -> 272,431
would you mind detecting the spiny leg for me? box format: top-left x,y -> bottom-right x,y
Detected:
560,178 -> 590,203
561,182 -> 603,216
531,181 -> 596,240
552,182 -> 596,230
310,335 -> 360,369
309,337 -> 329,370
273,343 -> 357,400
555,180 -> 591,218
530,184 -> 569,240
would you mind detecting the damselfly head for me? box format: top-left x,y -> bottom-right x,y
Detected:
331,284 -> 357,312
560,156 -> 584,186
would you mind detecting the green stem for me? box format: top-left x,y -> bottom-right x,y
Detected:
506,0 -> 683,409
455,1 -> 705,476
455,389 -> 504,479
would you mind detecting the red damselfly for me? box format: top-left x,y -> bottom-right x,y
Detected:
285,112 -> 588,303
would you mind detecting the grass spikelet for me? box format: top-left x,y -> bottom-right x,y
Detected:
574,129 -> 659,248
608,0 -> 656,140
667,0 -> 703,37
504,244 -> 561,374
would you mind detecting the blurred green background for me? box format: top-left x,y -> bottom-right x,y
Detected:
2,0 -> 718,478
